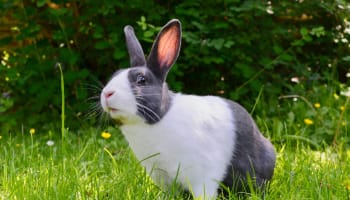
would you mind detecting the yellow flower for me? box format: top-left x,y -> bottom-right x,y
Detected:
340,106 -> 346,111
304,118 -> 314,125
0,135 -> 2,140
334,93 -> 339,99
5,77 -> 9,82
314,103 -> 321,108
29,128 -> 35,135
101,131 -> 111,139
344,179 -> 350,190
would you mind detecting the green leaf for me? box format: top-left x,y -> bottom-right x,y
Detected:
342,56 -> 350,62
300,27 -> 312,42
310,26 -> 325,37
280,53 -> 293,62
143,30 -> 154,38
211,38 -> 225,50
273,45 -> 283,54
113,50 -> 127,60
224,40 -> 235,48
95,40 -> 110,50
49,7 -> 69,16
36,0 -> 46,7
300,27 -> 309,36
0,36 -> 12,46
260,57 -> 274,69
292,39 -> 305,47
93,26 -> 104,39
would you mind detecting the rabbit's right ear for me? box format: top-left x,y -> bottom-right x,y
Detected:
147,19 -> 181,82
124,25 -> 146,67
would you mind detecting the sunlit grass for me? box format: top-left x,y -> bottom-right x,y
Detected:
0,127 -> 349,199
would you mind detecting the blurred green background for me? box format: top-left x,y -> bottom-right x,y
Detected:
1,0 -> 349,147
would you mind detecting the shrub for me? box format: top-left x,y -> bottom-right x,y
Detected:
0,1 -> 349,145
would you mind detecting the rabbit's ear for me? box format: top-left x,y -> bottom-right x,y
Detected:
147,19 -> 181,81
124,25 -> 146,67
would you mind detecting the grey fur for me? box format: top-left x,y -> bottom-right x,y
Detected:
221,100 -> 276,192
124,26 -> 146,67
127,67 -> 172,124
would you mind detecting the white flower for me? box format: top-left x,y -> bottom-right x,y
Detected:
46,140 -> 55,146
340,87 -> 350,97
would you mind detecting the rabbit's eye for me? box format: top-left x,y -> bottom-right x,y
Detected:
136,74 -> 146,85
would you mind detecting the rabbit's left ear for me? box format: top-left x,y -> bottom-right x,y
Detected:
147,19 -> 181,82
124,25 -> 146,67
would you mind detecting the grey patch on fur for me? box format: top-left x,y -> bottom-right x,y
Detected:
128,67 -> 172,124
220,100 -> 276,192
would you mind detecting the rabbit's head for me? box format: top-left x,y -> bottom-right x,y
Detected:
101,19 -> 181,124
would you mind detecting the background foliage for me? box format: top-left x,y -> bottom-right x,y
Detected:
1,0 -> 349,146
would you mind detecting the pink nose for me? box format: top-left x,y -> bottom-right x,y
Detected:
104,91 -> 115,98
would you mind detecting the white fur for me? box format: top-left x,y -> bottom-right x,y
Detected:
101,69 -> 237,199
123,94 -> 236,199
101,69 -> 139,122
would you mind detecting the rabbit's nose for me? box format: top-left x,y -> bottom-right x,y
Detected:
104,91 -> 115,98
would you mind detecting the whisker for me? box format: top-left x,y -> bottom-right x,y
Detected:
80,78 -> 112,130
85,102 -> 102,119
86,103 -> 112,130
86,95 -> 101,101
136,103 -> 161,122
82,83 -> 103,93
98,112 -> 111,130
135,94 -> 161,97
135,96 -> 159,108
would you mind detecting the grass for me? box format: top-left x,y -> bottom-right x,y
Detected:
0,127 -> 182,199
0,126 -> 349,200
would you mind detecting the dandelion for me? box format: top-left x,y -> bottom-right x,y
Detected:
5,77 -> 9,82
29,128 -> 35,135
314,103 -> 321,108
101,131 -> 111,139
340,106 -> 346,111
304,118 -> 314,125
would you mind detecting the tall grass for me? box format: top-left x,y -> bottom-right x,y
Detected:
56,62 -> 66,151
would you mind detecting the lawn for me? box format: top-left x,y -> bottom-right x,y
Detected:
0,125 -> 349,200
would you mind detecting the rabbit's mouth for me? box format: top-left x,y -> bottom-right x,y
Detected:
108,107 -> 119,112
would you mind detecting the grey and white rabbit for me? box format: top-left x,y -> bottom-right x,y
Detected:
100,19 -> 276,199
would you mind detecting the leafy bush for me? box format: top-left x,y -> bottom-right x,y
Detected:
1,1 -> 349,145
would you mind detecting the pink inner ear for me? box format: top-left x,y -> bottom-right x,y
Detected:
157,27 -> 179,68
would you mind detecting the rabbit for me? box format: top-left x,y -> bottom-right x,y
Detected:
100,19 -> 276,199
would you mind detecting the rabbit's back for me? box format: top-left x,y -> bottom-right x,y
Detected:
221,100 -> 276,192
